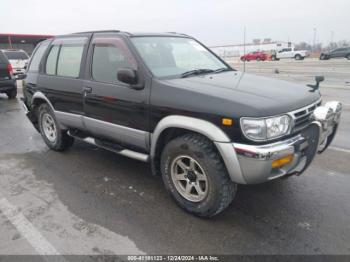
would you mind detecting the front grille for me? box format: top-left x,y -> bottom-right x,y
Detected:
290,100 -> 322,132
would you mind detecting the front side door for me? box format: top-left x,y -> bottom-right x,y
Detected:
83,35 -> 150,151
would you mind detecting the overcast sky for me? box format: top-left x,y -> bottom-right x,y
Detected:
1,0 -> 349,46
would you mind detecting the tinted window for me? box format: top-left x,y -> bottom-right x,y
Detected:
28,41 -> 49,72
57,45 -> 84,77
4,51 -> 29,60
45,45 -> 60,75
92,43 -> 135,83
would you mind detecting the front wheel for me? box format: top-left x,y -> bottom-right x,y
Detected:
161,134 -> 236,217
38,103 -> 74,151
346,54 -> 350,60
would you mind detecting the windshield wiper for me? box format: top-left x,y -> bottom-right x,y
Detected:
213,68 -> 232,74
181,69 -> 214,78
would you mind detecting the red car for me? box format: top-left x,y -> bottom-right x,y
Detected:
240,51 -> 268,61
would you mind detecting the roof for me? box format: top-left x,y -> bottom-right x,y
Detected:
0,33 -> 53,44
71,30 -> 190,37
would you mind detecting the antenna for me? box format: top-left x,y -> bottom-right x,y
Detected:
243,26 -> 246,72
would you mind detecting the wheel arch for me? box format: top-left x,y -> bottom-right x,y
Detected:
150,115 -> 236,176
31,92 -> 55,111
26,92 -> 55,131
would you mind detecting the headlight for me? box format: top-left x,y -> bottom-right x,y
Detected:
241,115 -> 291,141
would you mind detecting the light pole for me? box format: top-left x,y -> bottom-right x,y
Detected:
312,27 -> 317,53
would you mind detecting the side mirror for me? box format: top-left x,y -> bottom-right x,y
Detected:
117,68 -> 138,85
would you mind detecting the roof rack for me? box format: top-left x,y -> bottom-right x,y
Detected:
166,32 -> 189,36
73,30 -> 121,34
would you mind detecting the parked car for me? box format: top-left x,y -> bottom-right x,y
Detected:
0,50 -> 17,99
21,31 -> 342,217
271,48 -> 309,60
1,49 -> 30,76
320,47 -> 350,60
240,51 -> 268,61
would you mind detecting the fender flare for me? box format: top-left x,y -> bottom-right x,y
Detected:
150,115 -> 230,157
150,115 -> 247,184
31,91 -> 55,111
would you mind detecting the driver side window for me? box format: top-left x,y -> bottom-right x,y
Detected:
91,40 -> 136,83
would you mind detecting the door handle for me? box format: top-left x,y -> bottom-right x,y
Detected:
83,87 -> 92,94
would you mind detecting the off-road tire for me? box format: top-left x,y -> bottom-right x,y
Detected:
38,103 -> 74,151
161,133 -> 236,217
6,88 -> 17,99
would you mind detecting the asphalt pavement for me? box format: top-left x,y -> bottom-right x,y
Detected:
0,59 -> 349,258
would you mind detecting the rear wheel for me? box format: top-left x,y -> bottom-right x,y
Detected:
295,54 -> 302,60
38,103 -> 74,151
161,134 -> 236,217
346,54 -> 350,60
6,88 -> 17,99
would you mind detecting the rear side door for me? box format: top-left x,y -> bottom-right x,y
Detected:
38,35 -> 90,130
23,40 -> 50,103
82,35 -> 150,151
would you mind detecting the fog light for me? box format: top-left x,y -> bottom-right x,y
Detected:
272,154 -> 294,168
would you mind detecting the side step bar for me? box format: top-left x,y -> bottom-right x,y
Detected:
68,131 -> 150,162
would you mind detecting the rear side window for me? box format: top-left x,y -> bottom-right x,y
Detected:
45,45 -> 60,75
92,43 -> 135,83
57,45 -> 84,78
28,41 -> 49,72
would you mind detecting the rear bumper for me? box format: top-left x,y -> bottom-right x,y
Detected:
0,79 -> 17,91
216,101 -> 342,184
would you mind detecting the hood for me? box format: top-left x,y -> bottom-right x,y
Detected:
160,71 -> 321,117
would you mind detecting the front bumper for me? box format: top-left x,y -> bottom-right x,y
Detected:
216,101 -> 342,184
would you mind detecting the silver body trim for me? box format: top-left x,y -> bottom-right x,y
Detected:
54,111 -> 84,130
84,117 -> 150,150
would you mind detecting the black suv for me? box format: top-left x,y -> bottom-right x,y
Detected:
320,47 -> 350,60
22,31 -> 342,217
0,50 -> 17,99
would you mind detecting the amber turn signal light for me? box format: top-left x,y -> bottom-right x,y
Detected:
222,118 -> 233,126
272,154 -> 293,168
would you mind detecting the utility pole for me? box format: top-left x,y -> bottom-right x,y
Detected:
330,30 -> 334,44
312,27 -> 317,53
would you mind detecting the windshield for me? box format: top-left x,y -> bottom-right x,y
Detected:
131,36 -> 229,78
4,51 -> 29,60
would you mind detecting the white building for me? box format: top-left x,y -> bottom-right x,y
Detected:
210,41 -> 294,58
